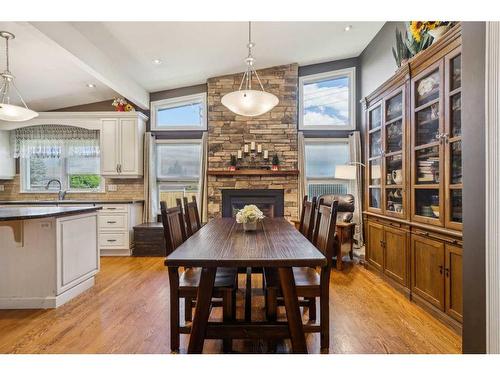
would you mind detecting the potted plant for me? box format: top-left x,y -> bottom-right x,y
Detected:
229,154 -> 237,171
271,154 -> 280,171
235,205 -> 265,232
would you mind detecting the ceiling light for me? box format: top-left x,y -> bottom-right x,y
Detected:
344,25 -> 352,32
86,83 -> 96,88
221,22 -> 279,117
152,59 -> 162,65
0,31 -> 38,122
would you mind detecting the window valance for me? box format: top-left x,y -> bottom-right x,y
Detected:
12,125 -> 100,158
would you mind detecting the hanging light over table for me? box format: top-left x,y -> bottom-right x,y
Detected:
0,31 -> 39,122
221,22 -> 279,117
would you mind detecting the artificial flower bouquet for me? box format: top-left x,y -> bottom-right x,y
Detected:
235,204 -> 265,231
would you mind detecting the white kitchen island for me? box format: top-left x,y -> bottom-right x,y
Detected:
0,206 -> 100,309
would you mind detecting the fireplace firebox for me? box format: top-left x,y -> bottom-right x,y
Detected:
221,189 -> 285,218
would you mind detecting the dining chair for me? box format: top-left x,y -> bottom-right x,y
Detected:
161,201 -> 237,352
298,195 -> 317,241
264,198 -> 339,351
182,196 -> 202,237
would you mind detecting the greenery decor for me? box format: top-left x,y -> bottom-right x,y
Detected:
392,28 -> 411,68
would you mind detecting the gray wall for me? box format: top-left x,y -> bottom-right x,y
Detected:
462,22 -> 487,354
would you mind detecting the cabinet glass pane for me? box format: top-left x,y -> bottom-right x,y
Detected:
369,106 -> 381,130
369,129 -> 382,157
386,188 -> 403,214
385,154 -> 403,185
416,146 -> 440,184
450,55 -> 462,91
450,140 -> 462,184
369,159 -> 381,185
386,92 -> 403,122
451,189 -> 462,223
450,93 -> 461,137
369,188 -> 381,209
416,70 -> 440,107
416,103 -> 440,145
415,189 -> 440,218
386,120 -> 403,153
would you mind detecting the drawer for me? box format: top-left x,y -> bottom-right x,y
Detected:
99,204 -> 128,213
99,213 -> 128,230
100,232 -> 129,248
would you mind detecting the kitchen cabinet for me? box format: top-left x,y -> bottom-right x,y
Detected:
367,221 -> 384,272
445,244 -> 463,322
100,113 -> 146,178
0,130 -> 15,180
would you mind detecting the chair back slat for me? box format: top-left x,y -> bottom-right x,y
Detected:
183,196 -> 202,237
160,201 -> 187,256
312,199 -> 339,266
299,196 -> 317,241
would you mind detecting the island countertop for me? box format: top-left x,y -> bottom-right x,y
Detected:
0,206 -> 102,222
0,199 -> 144,205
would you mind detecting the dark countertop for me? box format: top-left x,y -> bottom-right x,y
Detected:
0,206 -> 102,222
0,200 -> 144,205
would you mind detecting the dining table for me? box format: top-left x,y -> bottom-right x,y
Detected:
165,217 -> 327,354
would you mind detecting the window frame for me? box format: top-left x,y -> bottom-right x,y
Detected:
299,67 -> 356,131
151,92 -> 207,131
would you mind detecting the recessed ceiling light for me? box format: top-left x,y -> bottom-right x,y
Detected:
86,83 -> 96,88
344,25 -> 352,32
152,59 -> 162,65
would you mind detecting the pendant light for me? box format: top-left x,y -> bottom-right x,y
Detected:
0,31 -> 39,122
221,22 -> 279,117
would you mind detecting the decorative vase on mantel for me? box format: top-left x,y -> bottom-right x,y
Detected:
243,221 -> 258,232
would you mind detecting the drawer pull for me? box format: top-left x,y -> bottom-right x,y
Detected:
107,221 -> 117,224
107,239 -> 117,242
106,207 -> 117,210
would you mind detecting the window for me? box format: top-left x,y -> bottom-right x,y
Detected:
304,138 -> 350,198
299,67 -> 356,130
22,155 -> 102,192
156,140 -> 203,208
151,93 -> 207,131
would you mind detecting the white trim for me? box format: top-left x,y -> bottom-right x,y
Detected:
299,67 -> 356,131
486,21 -> 500,354
151,92 -> 207,131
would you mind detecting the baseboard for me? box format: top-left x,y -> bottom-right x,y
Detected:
411,293 -> 462,334
100,248 -> 132,256
364,262 -> 411,299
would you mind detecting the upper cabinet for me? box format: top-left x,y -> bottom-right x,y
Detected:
0,130 -> 15,180
100,113 -> 147,178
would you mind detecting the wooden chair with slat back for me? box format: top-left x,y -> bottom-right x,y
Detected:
161,201 -> 237,353
264,198 -> 339,352
298,195 -> 317,241
183,196 -> 202,238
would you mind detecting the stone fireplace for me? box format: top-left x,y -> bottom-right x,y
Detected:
206,63 -> 299,221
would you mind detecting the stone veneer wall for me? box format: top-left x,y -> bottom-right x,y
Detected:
207,63 -> 299,221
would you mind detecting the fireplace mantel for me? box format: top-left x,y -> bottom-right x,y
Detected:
207,169 -> 299,177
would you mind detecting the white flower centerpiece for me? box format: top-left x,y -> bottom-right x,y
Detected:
235,205 -> 265,232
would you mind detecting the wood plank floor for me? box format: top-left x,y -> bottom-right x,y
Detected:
0,257 -> 461,354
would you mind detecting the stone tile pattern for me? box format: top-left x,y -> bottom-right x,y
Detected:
207,63 -> 299,221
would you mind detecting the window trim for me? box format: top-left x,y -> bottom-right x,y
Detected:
299,67 -> 356,131
151,92 -> 207,131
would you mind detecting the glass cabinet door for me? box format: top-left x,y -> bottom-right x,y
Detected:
367,104 -> 383,211
445,49 -> 463,230
412,61 -> 445,226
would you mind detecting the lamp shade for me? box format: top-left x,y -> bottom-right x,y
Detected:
334,164 -> 357,180
221,89 -> 279,117
0,103 -> 39,122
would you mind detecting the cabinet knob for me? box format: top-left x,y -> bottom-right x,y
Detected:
445,267 -> 450,277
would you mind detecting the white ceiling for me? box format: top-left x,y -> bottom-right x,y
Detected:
0,22 -> 384,110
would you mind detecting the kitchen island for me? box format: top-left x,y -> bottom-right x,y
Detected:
0,206 -> 101,309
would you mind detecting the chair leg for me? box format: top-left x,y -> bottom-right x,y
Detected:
307,297 -> 317,321
266,287 -> 278,353
185,297 -> 193,322
222,288 -> 233,353
168,267 -> 180,353
320,271 -> 330,352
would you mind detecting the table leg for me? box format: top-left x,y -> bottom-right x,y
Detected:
187,267 -> 216,354
245,267 -> 252,322
278,267 -> 307,354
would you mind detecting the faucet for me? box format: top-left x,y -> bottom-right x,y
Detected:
46,179 -> 66,201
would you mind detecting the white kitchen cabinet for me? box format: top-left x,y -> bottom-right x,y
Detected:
0,130 -> 15,180
100,113 -> 146,178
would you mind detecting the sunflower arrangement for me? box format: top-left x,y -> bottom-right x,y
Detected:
409,21 -> 444,42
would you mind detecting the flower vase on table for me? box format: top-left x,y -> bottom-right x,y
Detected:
236,205 -> 265,232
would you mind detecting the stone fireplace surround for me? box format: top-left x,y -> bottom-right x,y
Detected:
207,63 -> 299,222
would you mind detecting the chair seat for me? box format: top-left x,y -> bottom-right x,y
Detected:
179,267 -> 237,289
264,267 -> 320,289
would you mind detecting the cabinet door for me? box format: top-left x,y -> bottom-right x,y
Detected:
367,221 -> 384,271
119,119 -> 138,175
445,244 -> 463,322
101,119 -> 120,175
411,234 -> 445,310
384,226 -> 408,286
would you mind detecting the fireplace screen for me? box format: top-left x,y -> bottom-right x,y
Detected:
221,189 -> 284,218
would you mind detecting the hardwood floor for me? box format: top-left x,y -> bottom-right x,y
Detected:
0,257 -> 461,354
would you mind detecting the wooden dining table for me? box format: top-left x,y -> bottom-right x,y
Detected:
165,217 -> 327,353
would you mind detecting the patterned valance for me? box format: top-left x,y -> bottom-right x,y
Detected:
12,125 -> 100,158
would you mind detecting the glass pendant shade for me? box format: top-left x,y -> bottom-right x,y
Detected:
0,103 -> 39,122
221,89 -> 279,117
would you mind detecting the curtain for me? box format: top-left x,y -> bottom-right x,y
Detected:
349,131 -> 364,249
198,133 -> 209,223
12,125 -> 100,158
297,131 -> 306,217
143,132 -> 158,223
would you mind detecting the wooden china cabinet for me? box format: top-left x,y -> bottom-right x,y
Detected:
362,23 -> 463,332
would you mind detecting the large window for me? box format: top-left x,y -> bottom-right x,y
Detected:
304,138 -> 350,198
299,67 -> 356,130
151,93 -> 207,131
156,140 -> 203,208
